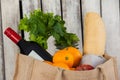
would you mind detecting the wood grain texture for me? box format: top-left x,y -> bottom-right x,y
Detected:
0,8 -> 4,80
22,0 -> 41,41
42,0 -> 61,15
101,0 -> 120,78
22,0 -> 40,16
42,0 -> 61,55
0,33 -> 4,80
1,0 -> 20,80
81,0 -> 100,19
62,0 -> 83,52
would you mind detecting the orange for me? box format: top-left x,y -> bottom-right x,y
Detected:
70,68 -> 75,70
43,61 -> 53,65
53,50 -> 74,68
53,62 -> 70,70
63,47 -> 82,67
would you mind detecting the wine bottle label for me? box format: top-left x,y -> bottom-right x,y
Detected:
29,50 -> 43,61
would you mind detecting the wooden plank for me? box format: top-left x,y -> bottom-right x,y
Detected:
42,0 -> 61,55
81,0 -> 100,21
42,0 -> 61,15
101,0 -> 120,78
0,43 -> 4,80
1,0 -> 20,80
0,32 -> 4,80
0,8 -> 4,80
22,0 -> 40,16
22,0 -> 41,40
62,0 -> 83,52
0,0 -> 4,79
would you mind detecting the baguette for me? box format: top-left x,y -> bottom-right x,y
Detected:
84,12 -> 106,56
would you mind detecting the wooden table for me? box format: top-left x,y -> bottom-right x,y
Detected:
0,0 -> 120,80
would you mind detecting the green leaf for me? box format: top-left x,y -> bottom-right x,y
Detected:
29,33 -> 36,41
19,15 -> 29,32
18,9 -> 80,49
36,36 -> 48,49
52,32 -> 60,41
53,23 -> 65,36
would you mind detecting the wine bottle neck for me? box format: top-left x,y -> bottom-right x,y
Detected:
4,27 -> 22,44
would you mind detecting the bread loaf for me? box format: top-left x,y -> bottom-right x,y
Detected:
84,12 -> 106,56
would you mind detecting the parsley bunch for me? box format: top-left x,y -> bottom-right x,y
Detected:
19,9 -> 79,49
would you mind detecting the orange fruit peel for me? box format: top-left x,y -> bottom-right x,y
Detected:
53,50 -> 74,68
63,47 -> 82,67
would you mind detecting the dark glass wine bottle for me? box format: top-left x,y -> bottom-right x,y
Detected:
4,27 -> 52,61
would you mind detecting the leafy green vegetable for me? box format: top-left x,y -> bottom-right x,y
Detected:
19,9 -> 79,49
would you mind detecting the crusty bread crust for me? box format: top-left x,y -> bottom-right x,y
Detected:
84,12 -> 106,56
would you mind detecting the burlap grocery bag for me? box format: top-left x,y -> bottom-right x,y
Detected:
13,53 -> 118,80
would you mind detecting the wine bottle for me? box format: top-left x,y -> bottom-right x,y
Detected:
4,27 -> 52,61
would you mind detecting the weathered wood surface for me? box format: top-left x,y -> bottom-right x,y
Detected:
81,0 -> 100,17
0,2 -> 4,79
1,0 -> 20,80
42,0 -> 61,15
62,0 -> 83,52
42,0 -> 61,55
0,0 -> 120,80
22,0 -> 40,16
101,0 -> 120,78
22,0 -> 41,41
0,29 -> 4,80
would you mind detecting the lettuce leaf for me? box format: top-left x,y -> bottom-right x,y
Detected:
19,9 -> 79,49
